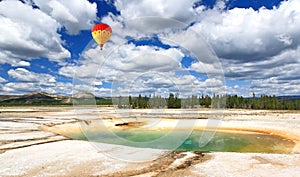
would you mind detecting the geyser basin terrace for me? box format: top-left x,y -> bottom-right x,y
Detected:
43,118 -> 299,154
2,107 -> 300,176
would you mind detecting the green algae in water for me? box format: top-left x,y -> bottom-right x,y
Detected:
65,129 -> 295,153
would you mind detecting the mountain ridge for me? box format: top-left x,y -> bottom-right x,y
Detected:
0,92 -> 113,105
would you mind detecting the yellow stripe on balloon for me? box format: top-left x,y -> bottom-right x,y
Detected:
92,30 -> 112,46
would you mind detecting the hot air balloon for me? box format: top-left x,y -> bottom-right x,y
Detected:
91,23 -> 112,50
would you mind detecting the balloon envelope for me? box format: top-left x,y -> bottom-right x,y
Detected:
91,23 -> 112,50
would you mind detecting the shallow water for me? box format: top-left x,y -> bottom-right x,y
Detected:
64,127 -> 295,153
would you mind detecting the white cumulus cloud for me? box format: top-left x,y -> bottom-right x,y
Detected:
33,0 -> 97,34
192,0 -> 300,61
114,0 -> 198,24
8,68 -> 56,84
0,0 -> 70,65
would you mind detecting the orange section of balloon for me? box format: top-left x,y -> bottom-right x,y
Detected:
91,23 -> 112,50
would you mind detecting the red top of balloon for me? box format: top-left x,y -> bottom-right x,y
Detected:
92,23 -> 112,33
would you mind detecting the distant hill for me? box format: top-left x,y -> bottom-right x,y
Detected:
0,92 -> 112,106
0,92 -> 71,105
0,95 -> 20,102
73,92 -> 95,99
277,95 -> 300,101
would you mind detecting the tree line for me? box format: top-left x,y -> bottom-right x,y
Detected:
1,92 -> 299,110
115,93 -> 300,110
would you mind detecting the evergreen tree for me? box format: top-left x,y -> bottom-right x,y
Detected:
168,93 -> 174,108
138,94 -> 142,108
143,95 -> 148,108
129,95 -> 132,108
175,93 -> 181,108
204,95 -> 211,108
167,93 -> 175,108
199,95 -> 205,107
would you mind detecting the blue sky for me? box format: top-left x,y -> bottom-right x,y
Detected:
0,0 -> 300,97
